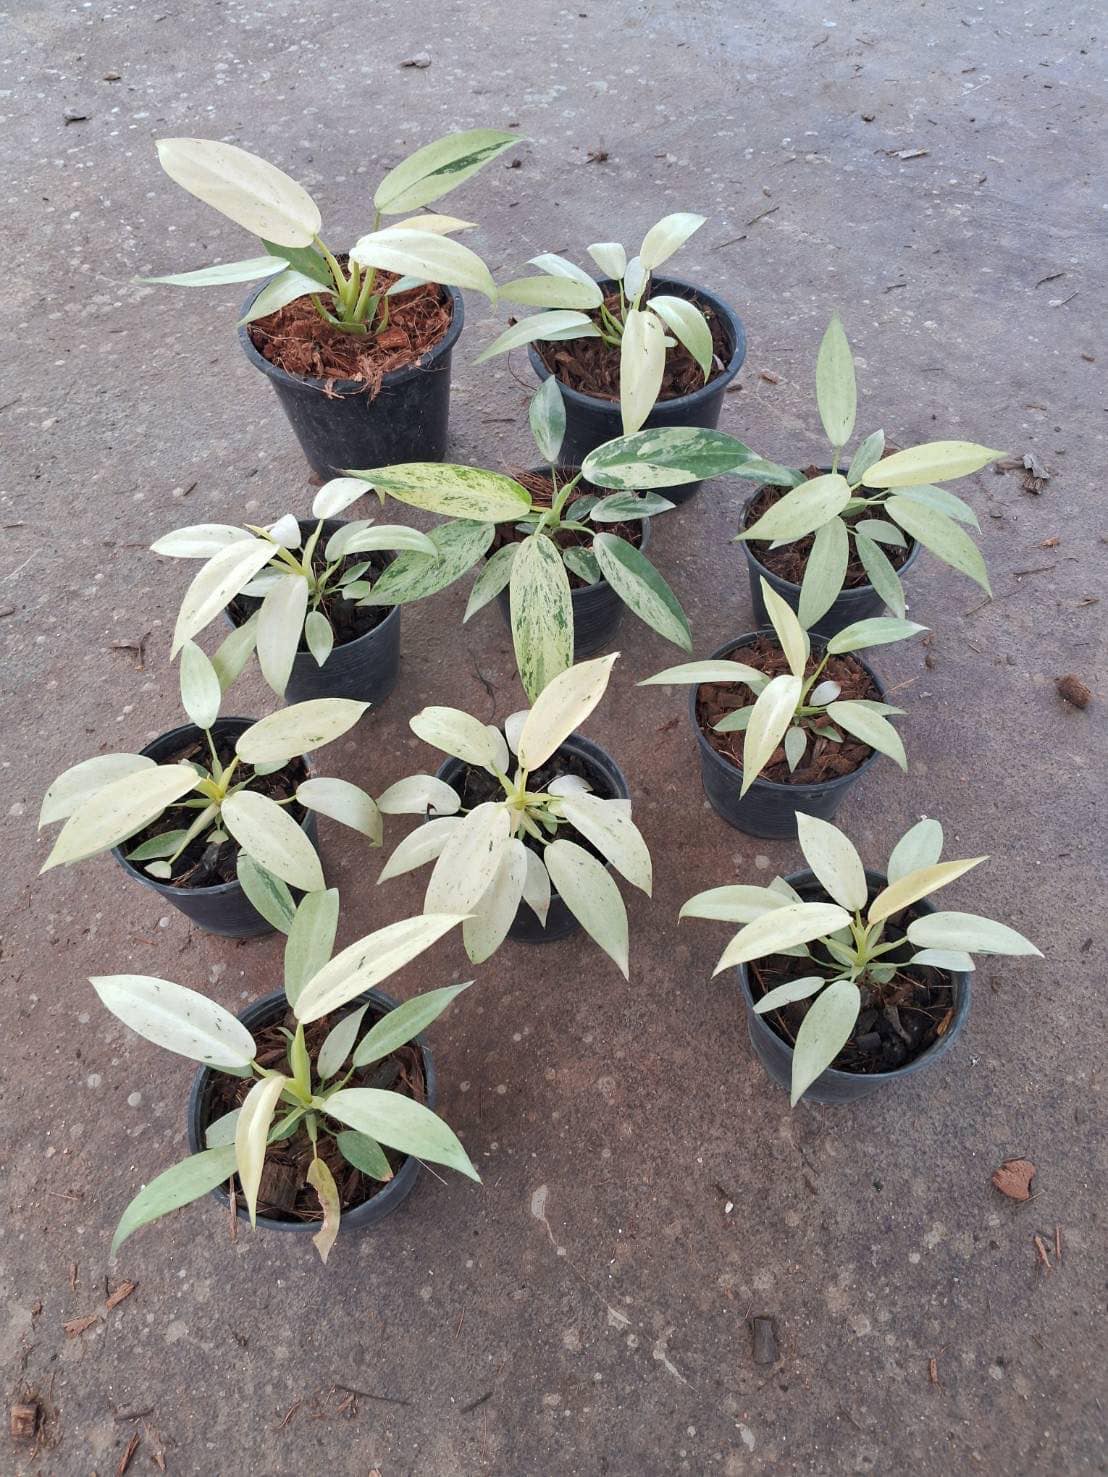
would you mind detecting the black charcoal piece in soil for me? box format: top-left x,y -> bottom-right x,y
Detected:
228,517 -> 400,705
688,633 -> 887,840
239,275 -> 464,479
187,988 -> 437,1232
527,275 -> 747,499
489,467 -> 651,658
739,469 -> 922,640
434,734 -> 629,944
112,718 -> 317,939
736,870 -> 971,1104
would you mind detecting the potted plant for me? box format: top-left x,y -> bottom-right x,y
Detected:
641,577 -> 923,838
140,130 -> 516,476
476,213 -> 746,492
681,813 -> 1040,1104
90,897 -> 477,1259
151,471 -> 530,705
38,651 -> 381,937
376,655 -> 651,974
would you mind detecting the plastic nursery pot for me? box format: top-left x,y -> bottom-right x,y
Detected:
186,987 -> 437,1233
689,634 -> 886,841
737,869 -> 972,1104
492,469 -> 654,659
740,474 -> 923,641
435,734 -> 629,944
229,518 -> 401,707
238,282 -> 464,480
527,275 -> 747,503
111,718 -> 319,940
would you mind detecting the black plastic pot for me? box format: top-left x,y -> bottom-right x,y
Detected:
527,275 -> 746,503
740,478 -> 923,641
435,734 -> 629,944
230,518 -> 401,706
689,634 -> 885,840
111,718 -> 319,940
238,282 -> 464,479
737,869 -> 971,1104
186,987 -> 437,1233
491,472 -> 654,658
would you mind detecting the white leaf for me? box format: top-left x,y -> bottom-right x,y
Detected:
171,538 -> 275,656
679,884 -> 791,924
475,311 -> 598,362
178,641 -> 222,731
376,774 -> 461,816
239,268 -> 330,325
256,574 -> 310,697
350,228 -> 495,298
752,974 -> 827,1015
517,654 -> 618,773
528,252 -> 602,290
377,817 -> 464,882
586,241 -> 627,280
139,255 -> 285,288
638,211 -> 706,270
267,513 -> 302,549
221,790 -> 325,893
150,524 -> 253,559
294,913 -> 466,1023
410,706 -> 504,770
906,912 -> 1041,957
619,306 -> 666,434
424,803 -> 511,913
521,845 -> 551,926
544,839 -> 629,978
760,579 -> 809,678
867,857 -> 988,925
235,1073 -> 288,1226
713,902 -> 852,973
463,839 -> 529,962
236,699 -> 369,766
789,978 -> 860,1104
156,137 -> 321,247
740,674 -> 802,796
648,295 -> 713,378
90,974 -> 255,1068
42,765 -> 199,870
297,777 -> 382,843
558,794 -> 652,894
503,710 -> 528,755
795,814 -> 868,912
39,753 -> 155,828
887,818 -> 943,882
312,477 -> 370,519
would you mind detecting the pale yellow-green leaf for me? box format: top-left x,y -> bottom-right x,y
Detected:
409,706 -> 503,769
236,699 -> 369,766
815,312 -> 856,448
475,311 -> 599,363
139,256 -> 285,289
905,912 -> 1041,958
648,295 -> 713,378
90,973 -> 255,1067
825,700 -> 908,770
151,524 -> 253,559
283,887 -> 340,1006
377,817 -> 464,883
510,533 -> 574,704
740,674 -> 802,796
178,640 -> 222,731
557,794 -> 652,894
789,978 -> 859,1104
297,778 -> 382,844
256,574 -> 309,697
867,857 -> 988,925
236,1073 -> 288,1226
239,268 -> 331,325
211,614 -> 259,691
40,753 -> 155,828
679,884 -> 791,924
638,659 -> 766,687
887,818 -> 943,883
425,803 -> 511,913
544,839 -> 630,977
42,765 -> 199,870
713,901 -> 851,973
155,137 -> 321,247
619,305 -> 666,434
528,252 -> 600,289
350,228 -> 496,298
587,240 -> 627,279
376,774 -> 461,816
638,211 -> 706,270
323,1088 -> 479,1180
384,212 -> 475,234
312,477 -> 369,519
221,790 -> 325,893
760,579 -> 809,677
517,653 -> 618,772
171,538 -> 276,656
862,441 -> 1003,488
740,473 -> 851,543
463,839 -> 528,963
521,845 -> 551,926
499,275 -> 602,310
795,814 -> 867,912
294,913 -> 467,1024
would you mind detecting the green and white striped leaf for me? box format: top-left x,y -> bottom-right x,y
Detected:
517,653 -> 618,772
826,617 -> 926,655
740,473 -> 851,543
294,913 -> 466,1024
236,1073 -> 288,1226
893,482 -> 981,530
171,538 -> 276,656
151,524 -> 254,559
410,706 -> 503,769
324,1088 -> 479,1180
178,640 -> 222,731
358,463 -> 530,522
582,426 -> 788,491
795,814 -> 867,912
798,516 -> 849,629
713,901 -> 851,973
510,533 -> 574,703
312,477 -> 370,519
868,857 -> 987,926
679,884 -> 791,924
374,128 -> 517,214
221,790 -> 325,893
237,855 -> 296,933
239,268 -> 331,325
528,376 -> 567,465
592,532 -> 691,651
41,765 -> 199,870
361,519 -> 493,607
619,305 -> 666,434
139,256 -> 285,289
887,818 -> 943,883
464,543 -> 517,622
815,312 -> 856,449
90,974 -> 255,1067
639,211 -> 705,270
425,803 -> 510,913
350,229 -> 495,298
845,429 -> 885,486
789,978 -> 860,1104
753,974 -> 827,1015
111,1146 -> 238,1255
236,699 -> 368,766
741,674 -> 802,795
283,887 -> 340,1006
378,818 -> 463,882
155,137 -> 321,247
39,753 -> 155,828
885,496 -> 991,594
297,778 -> 382,844
906,912 -> 1041,957
376,775 -> 460,817
648,295 -> 713,378
463,840 -> 529,962
853,531 -> 907,619
562,547 -> 601,584
825,701 -> 907,770
863,441 -> 1002,489
544,839 -> 630,978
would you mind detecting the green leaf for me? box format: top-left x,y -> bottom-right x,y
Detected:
582,427 -> 795,491
825,700 -> 907,770
892,482 -> 981,530
815,312 -> 856,448
510,533 -> 574,703
639,211 -> 705,270
336,1130 -> 393,1181
712,704 -> 754,733
544,839 -> 630,978
362,519 -> 494,607
529,376 -> 566,465
885,497 -> 991,594
789,978 -> 860,1104
741,674 -> 803,795
283,888 -> 340,1006
752,974 -> 826,1015
239,268 -> 332,326
795,814 -> 868,911
351,982 -> 471,1069
517,653 -> 618,771
740,473 -> 851,543
237,855 -> 296,933
304,610 -> 334,668
906,912 -> 1041,958
349,229 -> 495,298
39,753 -> 155,828
262,237 -> 333,287
845,429 -> 885,486
221,790 -> 325,893
887,818 -> 943,883
294,914 -> 466,1024
357,463 -> 531,522
854,518 -> 906,547
797,516 -> 849,629
139,256 -> 286,289
863,441 -> 1002,489
236,699 -> 369,766
297,778 -> 382,844
111,1146 -> 238,1255
648,295 -> 713,378
826,617 -> 926,655
592,533 -> 691,651
89,974 -> 256,1068
853,531 -> 907,619
868,857 -> 987,925
41,765 -> 199,871
126,828 -> 189,862
374,128 -> 518,214
588,492 -> 675,521
155,137 -> 321,248
713,902 -> 853,973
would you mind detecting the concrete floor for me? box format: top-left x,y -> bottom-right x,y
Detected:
2,1 -> 1105,1472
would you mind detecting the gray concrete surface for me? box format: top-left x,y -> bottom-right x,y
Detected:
2,1 -> 1105,1472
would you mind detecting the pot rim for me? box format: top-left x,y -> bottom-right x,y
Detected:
739,478 -> 923,599
186,986 -> 437,1232
687,632 -> 887,796
738,867 -> 972,1085
112,717 -> 315,900
527,274 -> 746,413
237,281 -> 465,396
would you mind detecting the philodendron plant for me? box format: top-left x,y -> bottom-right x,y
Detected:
681,812 -> 1040,1103
140,129 -> 517,331
91,899 -> 476,1260
378,655 -> 651,975
39,647 -> 379,894
477,212 -> 715,433
642,577 -> 924,789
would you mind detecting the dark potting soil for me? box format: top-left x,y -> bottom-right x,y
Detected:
247,271 -> 452,396
124,731 -> 309,889
206,1004 -> 426,1220
228,544 -> 392,648
750,899 -> 956,1075
743,470 -> 915,588
490,469 -> 644,591
695,634 -> 879,785
534,286 -> 730,402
